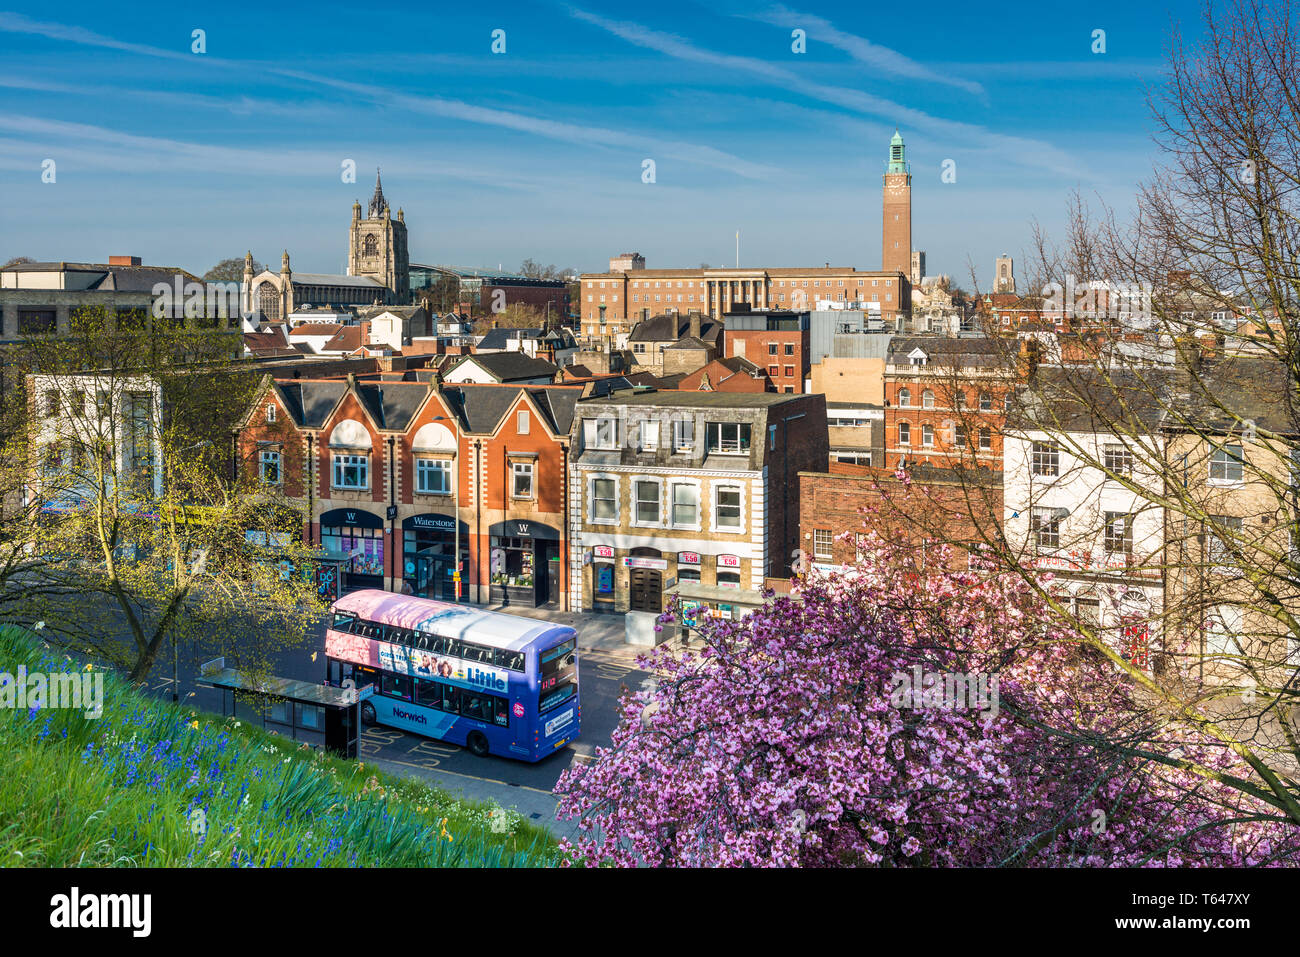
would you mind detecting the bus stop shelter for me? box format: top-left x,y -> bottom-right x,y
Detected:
199,661 -> 362,758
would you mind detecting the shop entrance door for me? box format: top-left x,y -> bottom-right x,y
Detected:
629,568 -> 663,612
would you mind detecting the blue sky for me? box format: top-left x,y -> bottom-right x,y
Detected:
0,1 -> 1205,288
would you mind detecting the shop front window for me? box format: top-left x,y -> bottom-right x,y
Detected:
321,525 -> 384,587
490,536 -> 534,588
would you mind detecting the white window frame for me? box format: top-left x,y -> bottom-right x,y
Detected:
592,416 -> 619,450
632,477 -> 663,528
1209,442 -> 1244,485
259,448 -> 281,485
712,483 -> 744,533
1207,514 -> 1244,574
813,528 -> 833,560
1031,441 -> 1060,477
638,419 -> 659,451
415,457 -> 452,495
511,460 -> 534,500
1030,506 -> 1060,550
332,453 -> 368,490
589,474 -> 619,525
672,418 -> 695,452
670,480 -> 701,529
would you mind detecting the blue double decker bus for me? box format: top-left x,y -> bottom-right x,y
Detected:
324,589 -> 579,761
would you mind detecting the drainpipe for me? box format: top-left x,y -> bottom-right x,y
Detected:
388,435 -> 396,591
561,440 -> 569,611
306,433 -> 315,544
475,438 -> 483,604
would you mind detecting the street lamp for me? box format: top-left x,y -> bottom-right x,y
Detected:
431,412 -> 461,603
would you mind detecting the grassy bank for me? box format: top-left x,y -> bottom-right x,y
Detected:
0,624 -> 557,867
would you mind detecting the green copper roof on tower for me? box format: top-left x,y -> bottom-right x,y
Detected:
887,129 -> 908,174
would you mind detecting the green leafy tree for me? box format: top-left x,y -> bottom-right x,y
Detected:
5,305 -> 320,683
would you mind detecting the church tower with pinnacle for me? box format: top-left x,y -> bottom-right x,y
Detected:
348,169 -> 410,303
881,130 -> 912,277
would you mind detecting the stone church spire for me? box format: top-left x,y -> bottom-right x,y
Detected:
367,168 -> 388,219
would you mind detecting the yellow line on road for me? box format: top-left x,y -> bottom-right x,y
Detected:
375,757 -> 561,797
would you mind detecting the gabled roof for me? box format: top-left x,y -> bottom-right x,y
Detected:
321,324 -> 369,353
446,352 -> 559,382
353,381 -> 429,430
666,335 -> 710,350
476,327 -> 543,351
886,335 -> 1010,367
243,332 -> 296,357
272,380 -> 349,428
628,313 -> 722,345
289,323 -> 343,337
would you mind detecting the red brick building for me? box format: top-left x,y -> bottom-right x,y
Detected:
722,309 -> 811,394
579,266 -> 909,339
882,337 -> 1021,471
799,462 -> 1003,572
237,372 -> 581,607
673,355 -> 770,392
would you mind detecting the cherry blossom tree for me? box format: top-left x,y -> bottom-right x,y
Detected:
555,538 -> 1300,867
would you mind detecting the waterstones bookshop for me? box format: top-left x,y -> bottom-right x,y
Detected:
402,512 -> 470,602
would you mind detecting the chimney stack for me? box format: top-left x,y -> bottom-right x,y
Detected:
689,311 -> 701,341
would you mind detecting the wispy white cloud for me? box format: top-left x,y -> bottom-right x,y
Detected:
0,113 -> 568,190
566,6 -> 1088,179
0,13 -> 776,181
745,4 -> 985,96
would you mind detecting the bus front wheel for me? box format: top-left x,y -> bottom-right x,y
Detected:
466,731 -> 490,757
360,702 -> 376,726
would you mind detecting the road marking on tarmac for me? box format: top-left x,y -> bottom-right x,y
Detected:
375,757 -> 559,797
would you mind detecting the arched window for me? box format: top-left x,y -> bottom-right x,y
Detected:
258,282 -> 280,321
898,388 -> 911,408
922,389 -> 934,409
363,234 -> 379,256
898,421 -> 911,446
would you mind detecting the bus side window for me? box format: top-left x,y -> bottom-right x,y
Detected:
415,678 -> 439,708
439,683 -> 461,714
331,614 -> 355,633
493,696 -> 509,726
497,649 -> 525,672
413,632 -> 431,651
381,673 -> 412,701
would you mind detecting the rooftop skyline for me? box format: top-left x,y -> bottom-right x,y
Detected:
0,1 -> 1199,289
